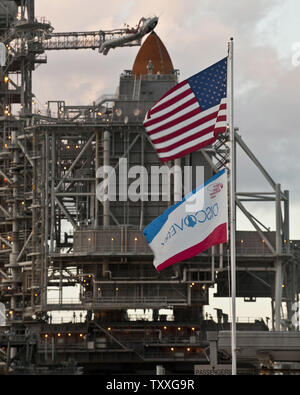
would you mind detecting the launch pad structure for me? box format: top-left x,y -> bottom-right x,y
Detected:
0,0 -> 299,375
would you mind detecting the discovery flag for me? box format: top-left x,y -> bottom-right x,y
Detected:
143,57 -> 227,162
143,169 -> 228,271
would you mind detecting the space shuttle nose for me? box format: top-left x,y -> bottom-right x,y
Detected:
151,17 -> 158,29
144,17 -> 158,34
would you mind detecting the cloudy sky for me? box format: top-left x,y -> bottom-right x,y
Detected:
34,1 -> 300,321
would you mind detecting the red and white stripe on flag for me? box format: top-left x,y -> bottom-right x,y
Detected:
143,57 -> 228,162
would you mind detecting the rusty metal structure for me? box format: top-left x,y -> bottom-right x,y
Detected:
0,0 -> 299,375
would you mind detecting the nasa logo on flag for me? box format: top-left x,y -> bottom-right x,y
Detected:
208,182 -> 223,199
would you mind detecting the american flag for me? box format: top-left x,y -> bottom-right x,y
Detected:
143,57 -> 228,162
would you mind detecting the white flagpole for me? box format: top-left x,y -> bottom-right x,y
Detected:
228,37 -> 237,375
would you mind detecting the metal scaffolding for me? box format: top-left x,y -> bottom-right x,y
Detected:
0,0 -> 298,375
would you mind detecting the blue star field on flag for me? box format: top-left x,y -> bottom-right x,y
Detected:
187,57 -> 227,111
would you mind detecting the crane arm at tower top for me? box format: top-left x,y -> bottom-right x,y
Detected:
42,16 -> 158,54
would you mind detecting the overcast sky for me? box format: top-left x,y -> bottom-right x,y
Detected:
33,0 -> 300,322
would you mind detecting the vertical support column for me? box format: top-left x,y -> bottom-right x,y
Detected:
24,61 -> 33,116
51,337 -> 55,362
283,190 -> 290,254
43,131 -> 49,309
59,260 -> 63,305
207,332 -> 218,367
6,337 -> 11,373
283,190 -> 294,324
103,130 -> 110,228
228,37 -> 237,375
31,129 -> 37,308
211,245 -> 215,282
90,183 -> 94,225
219,244 -> 223,270
25,1 -> 34,116
50,131 -> 55,252
20,56 -> 25,115
18,0 -> 34,118
125,131 -> 130,226
174,158 -> 182,202
94,129 -> 100,228
271,298 -> 275,331
27,0 -> 35,22
187,278 -> 191,306
103,130 -> 110,278
10,131 -> 20,321
275,183 -> 282,331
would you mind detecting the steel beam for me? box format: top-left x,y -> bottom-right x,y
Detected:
55,197 -> 77,229
236,198 -> 276,255
275,183 -> 283,331
55,132 -> 95,192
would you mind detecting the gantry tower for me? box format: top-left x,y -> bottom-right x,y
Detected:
0,0 -> 298,375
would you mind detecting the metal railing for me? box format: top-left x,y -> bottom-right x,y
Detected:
46,296 -> 189,311
207,314 -> 267,325
48,296 -> 169,305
